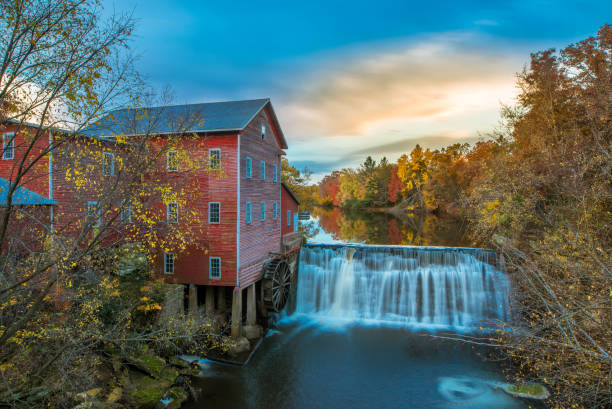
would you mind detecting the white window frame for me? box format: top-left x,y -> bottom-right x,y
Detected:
246,201 -> 252,224
2,133 -> 15,160
246,156 -> 252,178
261,125 -> 266,140
260,161 -> 266,180
164,253 -> 174,274
209,148 -> 221,170
260,201 -> 266,222
121,201 -> 132,224
287,210 -> 291,227
87,201 -> 101,228
102,152 -> 114,176
208,202 -> 220,224
209,257 -> 221,280
273,164 -> 278,183
167,202 -> 178,223
167,150 -> 178,172
273,201 -> 278,220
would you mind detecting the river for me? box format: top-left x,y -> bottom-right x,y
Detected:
184,210 -> 525,409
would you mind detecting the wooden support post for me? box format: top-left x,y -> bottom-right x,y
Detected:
188,284 -> 198,318
217,287 -> 227,312
231,287 -> 242,338
205,286 -> 215,314
246,284 -> 256,326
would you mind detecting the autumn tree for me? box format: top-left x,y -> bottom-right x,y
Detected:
468,25 -> 611,408
0,1 -> 214,406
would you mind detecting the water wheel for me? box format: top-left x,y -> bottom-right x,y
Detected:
262,258 -> 292,312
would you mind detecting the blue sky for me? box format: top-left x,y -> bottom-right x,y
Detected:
104,0 -> 611,179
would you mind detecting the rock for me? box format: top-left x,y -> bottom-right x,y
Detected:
124,372 -> 173,409
210,312 -> 228,333
168,356 -> 190,369
127,349 -> 166,378
499,383 -> 550,400
164,387 -> 189,409
106,386 -> 122,403
227,337 -> 250,357
75,388 -> 102,402
243,324 -> 263,340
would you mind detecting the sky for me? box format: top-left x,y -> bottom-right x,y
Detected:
103,0 -> 611,180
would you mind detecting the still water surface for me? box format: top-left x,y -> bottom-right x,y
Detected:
184,210 -> 524,409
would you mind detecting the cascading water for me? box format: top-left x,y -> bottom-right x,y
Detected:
294,244 -> 511,331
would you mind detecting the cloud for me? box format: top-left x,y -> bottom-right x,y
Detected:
274,32 -> 521,141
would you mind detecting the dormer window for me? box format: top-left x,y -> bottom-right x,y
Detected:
261,125 -> 266,140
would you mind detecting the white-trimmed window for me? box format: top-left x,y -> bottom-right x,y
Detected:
246,156 -> 252,178
209,257 -> 221,280
167,202 -> 178,223
209,148 -> 221,170
273,201 -> 278,220
260,202 -> 266,222
121,201 -> 132,224
261,125 -> 266,140
260,161 -> 266,180
167,150 -> 178,171
208,202 -> 220,224
164,253 -> 174,274
103,152 -> 114,176
246,202 -> 252,224
273,164 -> 278,183
2,133 -> 15,160
87,201 -> 101,228
287,210 -> 291,227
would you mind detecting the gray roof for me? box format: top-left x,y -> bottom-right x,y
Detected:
84,98 -> 288,148
0,178 -> 56,205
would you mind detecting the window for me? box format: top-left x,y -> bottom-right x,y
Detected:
167,202 -> 178,223
246,202 -> 252,224
167,150 -> 178,171
209,257 -> 221,280
121,201 -> 132,224
261,125 -> 266,140
246,156 -> 252,178
209,148 -> 221,170
294,213 -> 299,232
208,202 -> 220,224
287,210 -> 291,226
260,202 -> 266,222
260,161 -> 266,180
273,164 -> 278,183
2,133 -> 15,160
273,201 -> 278,220
103,152 -> 114,176
164,253 -> 174,274
87,201 -> 101,227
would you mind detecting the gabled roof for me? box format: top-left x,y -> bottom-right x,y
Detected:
282,182 -> 300,205
84,98 -> 288,148
0,178 -> 56,205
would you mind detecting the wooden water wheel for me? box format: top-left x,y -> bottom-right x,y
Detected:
262,258 -> 292,312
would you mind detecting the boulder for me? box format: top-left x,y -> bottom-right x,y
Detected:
126,349 -> 166,378
227,337 -> 250,357
243,324 -> 263,340
124,372 -> 173,409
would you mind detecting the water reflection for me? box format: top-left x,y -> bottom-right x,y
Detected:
304,207 -> 471,247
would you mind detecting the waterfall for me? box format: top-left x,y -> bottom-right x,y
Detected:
294,244 -> 511,331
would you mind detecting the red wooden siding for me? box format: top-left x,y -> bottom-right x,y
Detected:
159,134 -> 238,286
0,123 -> 50,198
238,109 -> 283,289
281,184 -> 299,236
